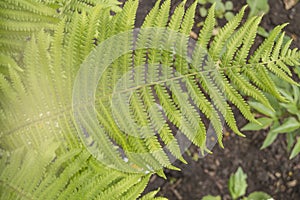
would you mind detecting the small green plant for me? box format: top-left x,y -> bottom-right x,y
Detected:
246,0 -> 269,18
228,167 -> 248,200
202,167 -> 272,200
198,0 -> 234,21
242,80 -> 300,159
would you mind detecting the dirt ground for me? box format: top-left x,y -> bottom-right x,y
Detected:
145,116 -> 300,199
134,0 -> 300,199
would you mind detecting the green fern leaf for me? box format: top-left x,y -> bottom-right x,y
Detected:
1,2 -> 300,200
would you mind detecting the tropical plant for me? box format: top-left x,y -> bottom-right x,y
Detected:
202,167 -> 272,200
1,0 -> 300,199
242,75 -> 300,159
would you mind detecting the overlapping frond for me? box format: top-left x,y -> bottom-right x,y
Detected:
0,0 -> 121,56
91,2 -> 299,171
0,146 -> 151,200
0,2 -> 155,199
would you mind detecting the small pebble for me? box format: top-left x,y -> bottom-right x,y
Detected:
190,31 -> 197,39
287,180 -> 297,187
215,159 -> 220,167
268,172 -> 276,180
224,131 -> 230,137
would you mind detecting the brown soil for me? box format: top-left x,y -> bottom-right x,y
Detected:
135,0 -> 300,199
145,116 -> 300,200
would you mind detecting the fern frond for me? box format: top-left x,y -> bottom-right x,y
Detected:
141,86 -> 186,163
222,16 -> 259,65
97,174 -> 150,200
197,3 -> 216,48
168,1 -> 185,31
133,0 -> 161,86
185,76 -> 224,146
1,2 -> 300,200
170,80 -> 207,149
0,0 -> 121,56
147,0 -> 171,83
180,1 -> 197,35
0,146 -> 150,200
209,6 -> 247,61
174,1 -> 197,75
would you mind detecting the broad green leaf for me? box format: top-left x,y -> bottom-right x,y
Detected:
200,7 -> 208,17
247,191 -> 272,200
241,117 -> 273,131
295,66 -> 300,79
202,195 -> 221,200
292,85 -> 299,103
225,12 -> 235,21
261,130 -> 279,149
225,1 -> 233,10
261,121 -> 281,149
287,132 -> 296,152
278,88 -> 294,102
272,74 -> 292,90
140,188 -> 168,200
248,101 -> 276,118
228,167 -> 248,200
279,102 -> 299,115
290,138 -> 300,159
264,93 -> 282,113
271,117 -> 300,134
257,26 -> 269,37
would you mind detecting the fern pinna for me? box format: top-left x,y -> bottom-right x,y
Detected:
0,0 -> 299,199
